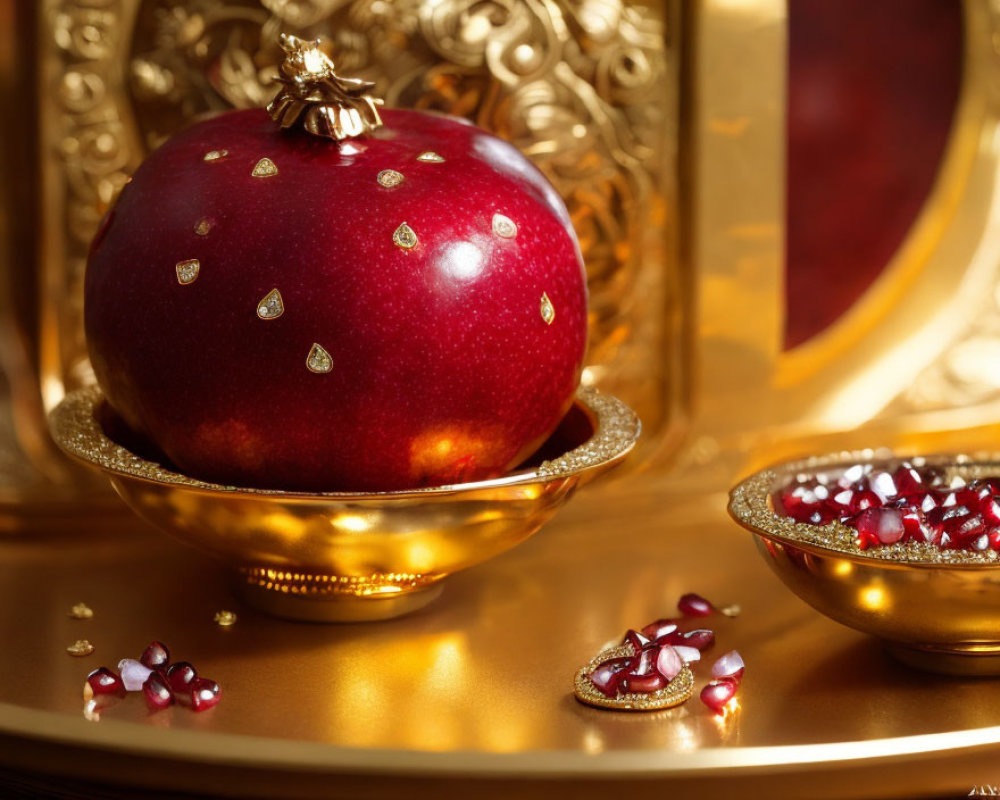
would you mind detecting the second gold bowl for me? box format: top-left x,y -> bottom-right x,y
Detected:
50,386 -> 639,622
729,451 -> 1000,675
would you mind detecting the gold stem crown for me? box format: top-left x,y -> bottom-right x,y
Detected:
267,34 -> 384,141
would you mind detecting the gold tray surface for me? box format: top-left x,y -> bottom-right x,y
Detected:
2,472 -> 1000,798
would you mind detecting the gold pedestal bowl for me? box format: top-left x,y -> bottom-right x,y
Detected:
729,452 -> 1000,676
49,387 -> 638,622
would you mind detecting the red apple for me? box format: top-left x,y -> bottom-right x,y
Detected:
85,104 -> 587,492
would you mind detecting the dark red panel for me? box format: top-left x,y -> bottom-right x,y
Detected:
786,0 -> 962,349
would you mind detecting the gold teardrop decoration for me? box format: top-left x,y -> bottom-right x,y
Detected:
377,169 -> 405,188
203,149 -> 228,162
416,151 -> 445,163
492,213 -> 517,239
252,157 -> 278,178
306,343 -> 333,374
393,222 -> 418,250
257,288 -> 284,320
540,292 -> 555,325
175,258 -> 200,285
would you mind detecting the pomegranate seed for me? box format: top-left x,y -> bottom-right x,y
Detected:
673,645 -> 701,663
142,672 -> 174,711
117,658 -> 153,692
710,650 -> 745,683
190,677 -> 222,711
655,645 -> 683,681
853,507 -> 905,548
700,678 -> 739,714
588,658 -> 630,698
621,670 -> 667,694
680,629 -> 716,651
641,619 -> 678,640
678,593 -> 713,617
989,529 -> 1000,550
84,667 -> 126,702
868,471 -> 898,501
849,490 -> 881,514
165,661 -> 198,694
140,641 -> 170,671
622,629 -> 651,651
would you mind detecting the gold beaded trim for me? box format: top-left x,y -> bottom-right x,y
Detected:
729,453 -> 1000,565
573,643 -> 694,711
239,566 -> 431,597
49,387 -> 639,498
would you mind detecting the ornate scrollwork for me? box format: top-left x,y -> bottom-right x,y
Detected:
46,0 -> 673,430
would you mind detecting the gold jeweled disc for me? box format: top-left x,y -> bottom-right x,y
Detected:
573,643 -> 695,711
377,169 -> 404,188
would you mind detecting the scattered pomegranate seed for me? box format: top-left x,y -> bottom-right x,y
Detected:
166,661 -> 198,694
190,677 -> 222,712
710,650 -> 745,683
143,673 -> 174,711
140,641 -> 170,671
680,629 -> 716,651
678,593 -> 714,617
83,643 -> 221,717
700,678 -> 739,714
117,658 -> 153,692
84,667 -> 126,702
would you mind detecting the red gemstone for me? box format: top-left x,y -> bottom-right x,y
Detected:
622,629 -> 651,651
853,507 -> 904,548
710,650 -> 745,684
678,593 -> 714,617
867,471 -> 898,501
84,667 -> 126,702
680,629 -> 716,651
140,641 -> 170,671
621,670 -> 668,694
165,661 -> 198,694
774,480 -> 829,522
846,489 -> 880,515
655,645 -> 683,682
700,678 -> 739,714
641,619 -> 678,640
190,677 -> 222,711
588,658 -> 630,698
142,672 -> 174,711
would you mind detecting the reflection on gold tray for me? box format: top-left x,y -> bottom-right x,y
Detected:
0,471 -> 999,798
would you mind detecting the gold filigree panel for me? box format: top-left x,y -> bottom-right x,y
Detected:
41,0 -> 678,439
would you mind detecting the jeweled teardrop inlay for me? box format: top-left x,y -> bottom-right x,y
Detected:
377,169 -> 404,188
393,222 -> 418,250
252,157 -> 278,178
492,213 -> 517,239
175,259 -> 200,285
257,289 -> 284,319
306,343 -> 332,374
416,151 -> 445,163
540,292 -> 555,325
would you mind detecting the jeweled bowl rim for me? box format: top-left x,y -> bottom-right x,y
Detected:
49,385 -> 640,501
728,449 -> 1000,569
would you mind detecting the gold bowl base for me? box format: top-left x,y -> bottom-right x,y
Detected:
235,570 -> 445,623
883,642 -> 1000,677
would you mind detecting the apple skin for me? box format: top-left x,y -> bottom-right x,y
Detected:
85,108 -> 588,492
